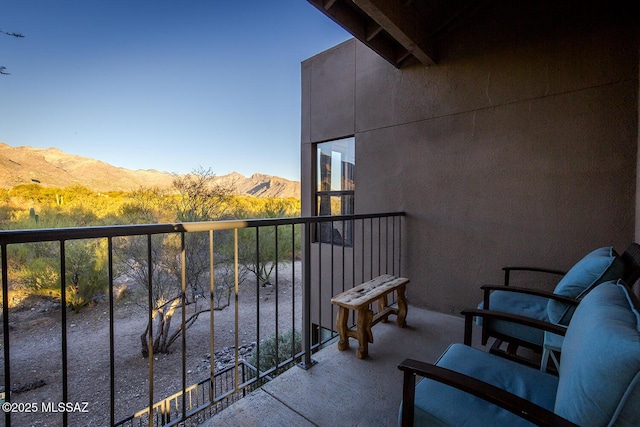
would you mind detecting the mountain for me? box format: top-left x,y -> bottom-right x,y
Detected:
0,143 -> 300,199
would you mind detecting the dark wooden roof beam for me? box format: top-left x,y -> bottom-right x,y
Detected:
352,0 -> 437,66
307,0 -> 367,39
395,48 -> 413,65
307,0 -> 407,68
366,22 -> 384,41
323,0 -> 338,10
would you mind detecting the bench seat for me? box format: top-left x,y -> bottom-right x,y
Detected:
331,275 -> 409,358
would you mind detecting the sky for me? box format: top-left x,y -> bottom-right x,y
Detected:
0,1 -> 351,182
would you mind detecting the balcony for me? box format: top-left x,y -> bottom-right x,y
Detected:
1,212 -> 417,427
197,305 -> 469,426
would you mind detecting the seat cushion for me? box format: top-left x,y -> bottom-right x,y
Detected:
410,343 -> 559,427
547,246 -> 624,324
555,281 -> 640,426
481,291 -> 550,347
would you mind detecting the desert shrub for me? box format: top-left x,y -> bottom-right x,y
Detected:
250,329 -> 302,373
10,239 -> 109,312
9,242 -> 60,294
62,239 -> 109,312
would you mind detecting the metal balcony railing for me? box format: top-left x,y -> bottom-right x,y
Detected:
0,212 -> 404,427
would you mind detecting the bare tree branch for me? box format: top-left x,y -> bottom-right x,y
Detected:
1,29 -> 24,38
1,27 -> 25,75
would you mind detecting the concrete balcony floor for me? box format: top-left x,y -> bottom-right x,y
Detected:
199,306 -> 484,427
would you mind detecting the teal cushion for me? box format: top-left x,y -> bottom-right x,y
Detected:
410,343 -> 559,426
481,291 -> 549,346
547,247 -> 624,324
554,281 -> 640,426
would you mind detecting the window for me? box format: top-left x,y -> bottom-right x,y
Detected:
316,137 -> 355,245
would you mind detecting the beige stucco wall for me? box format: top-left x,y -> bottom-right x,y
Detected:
302,4 -> 639,314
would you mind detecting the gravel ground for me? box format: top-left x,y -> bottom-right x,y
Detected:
0,261 -> 302,427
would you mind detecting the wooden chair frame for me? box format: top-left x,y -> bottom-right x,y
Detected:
399,358 -> 578,427
399,309 -> 573,427
480,243 -> 640,364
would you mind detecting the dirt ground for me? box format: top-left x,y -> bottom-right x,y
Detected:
1,261 -> 303,427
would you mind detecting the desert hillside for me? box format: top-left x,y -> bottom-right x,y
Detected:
0,143 -> 300,198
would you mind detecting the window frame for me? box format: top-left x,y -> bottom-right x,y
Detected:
314,137 -> 355,245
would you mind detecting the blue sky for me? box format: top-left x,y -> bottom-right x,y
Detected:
0,1 -> 350,181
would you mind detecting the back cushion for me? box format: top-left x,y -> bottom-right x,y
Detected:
554,282 -> 640,426
547,246 -> 624,324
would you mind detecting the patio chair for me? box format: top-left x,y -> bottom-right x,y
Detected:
398,280 -> 640,426
476,244 -> 640,366
500,242 -> 640,288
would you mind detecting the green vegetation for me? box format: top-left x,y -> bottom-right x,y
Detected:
250,329 -> 302,373
1,169 -> 301,355
1,180 -> 300,228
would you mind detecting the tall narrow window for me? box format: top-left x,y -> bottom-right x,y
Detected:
316,137 -> 355,245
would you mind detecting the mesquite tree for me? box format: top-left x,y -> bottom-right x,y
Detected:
118,168 -> 237,357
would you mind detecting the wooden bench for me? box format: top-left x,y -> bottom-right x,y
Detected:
331,275 -> 410,359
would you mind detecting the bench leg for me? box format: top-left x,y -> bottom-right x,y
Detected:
336,307 -> 350,351
397,285 -> 408,328
378,296 -> 391,322
356,307 -> 374,359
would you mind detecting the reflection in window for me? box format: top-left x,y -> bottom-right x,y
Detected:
316,137 -> 355,245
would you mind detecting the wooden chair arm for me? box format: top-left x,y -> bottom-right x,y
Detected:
502,266 -> 566,286
461,308 -> 567,346
398,358 -> 578,427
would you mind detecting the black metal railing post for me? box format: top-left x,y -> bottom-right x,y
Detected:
146,234 -> 155,427
291,223 -> 296,363
2,244 -> 11,427
208,230 -> 215,405
255,227 -> 261,377
59,240 -> 68,427
108,237 -> 116,427
233,228 -> 240,392
299,221 -> 316,369
180,232 -> 187,422
274,226 -> 279,369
